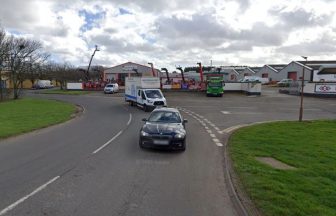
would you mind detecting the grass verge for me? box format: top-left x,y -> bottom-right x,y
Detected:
42,89 -> 93,95
229,120 -> 336,216
0,98 -> 76,139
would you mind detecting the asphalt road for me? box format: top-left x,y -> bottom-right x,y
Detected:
0,88 -> 335,216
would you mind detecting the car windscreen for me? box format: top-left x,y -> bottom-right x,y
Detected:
148,111 -> 181,123
208,82 -> 222,87
106,84 -> 114,87
144,90 -> 163,99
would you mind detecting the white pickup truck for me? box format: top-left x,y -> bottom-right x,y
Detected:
125,77 -> 167,112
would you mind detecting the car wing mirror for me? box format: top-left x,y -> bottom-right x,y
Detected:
142,118 -> 147,122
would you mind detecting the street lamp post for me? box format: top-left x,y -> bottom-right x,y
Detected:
86,45 -> 100,81
299,56 -> 308,122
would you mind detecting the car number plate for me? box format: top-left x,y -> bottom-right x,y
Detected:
153,140 -> 169,145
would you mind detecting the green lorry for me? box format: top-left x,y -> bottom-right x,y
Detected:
206,76 -> 224,97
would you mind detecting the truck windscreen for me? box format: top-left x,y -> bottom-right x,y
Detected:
208,82 -> 222,87
145,90 -> 163,99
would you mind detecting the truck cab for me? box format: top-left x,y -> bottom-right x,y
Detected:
137,89 -> 167,111
125,77 -> 167,112
206,76 -> 224,97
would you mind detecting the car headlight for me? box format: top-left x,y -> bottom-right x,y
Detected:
147,99 -> 153,103
174,132 -> 185,139
141,131 -> 150,137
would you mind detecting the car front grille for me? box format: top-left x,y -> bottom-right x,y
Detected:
154,101 -> 164,105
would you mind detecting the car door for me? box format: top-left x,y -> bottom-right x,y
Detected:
137,90 -> 143,105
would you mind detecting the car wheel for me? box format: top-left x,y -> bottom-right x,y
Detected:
144,104 -> 148,112
139,139 -> 144,149
180,140 -> 186,151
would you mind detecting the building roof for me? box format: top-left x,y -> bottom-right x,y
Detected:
317,65 -> 336,74
105,61 -> 159,71
266,64 -> 287,72
297,60 -> 336,65
248,67 -> 262,73
104,61 -> 160,74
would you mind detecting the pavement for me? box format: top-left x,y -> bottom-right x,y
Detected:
0,87 -> 335,216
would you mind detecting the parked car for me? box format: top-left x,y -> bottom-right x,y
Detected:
277,79 -> 293,87
104,83 -> 119,94
32,80 -> 54,89
240,76 -> 269,84
139,107 -> 187,151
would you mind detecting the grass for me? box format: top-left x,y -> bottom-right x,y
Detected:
229,120 -> 336,216
42,89 -> 93,95
0,98 -> 76,138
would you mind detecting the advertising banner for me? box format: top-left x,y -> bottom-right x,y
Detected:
315,84 -> 336,93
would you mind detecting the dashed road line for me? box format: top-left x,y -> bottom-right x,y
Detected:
215,142 -> 224,147
92,131 -> 123,154
221,124 -> 248,134
127,113 -> 132,126
221,111 -> 231,115
0,176 -> 60,216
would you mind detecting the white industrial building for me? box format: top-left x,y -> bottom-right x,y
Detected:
256,64 -> 286,82
104,62 -> 160,85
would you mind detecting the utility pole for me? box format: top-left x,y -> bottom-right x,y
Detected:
299,56 -> 308,122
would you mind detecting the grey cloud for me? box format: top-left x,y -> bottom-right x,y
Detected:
277,33 -> 336,55
90,33 -> 157,53
155,14 -> 289,52
0,0 -> 39,31
156,14 -> 236,40
238,22 -> 287,46
270,8 -> 333,29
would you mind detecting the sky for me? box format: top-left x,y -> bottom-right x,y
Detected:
0,0 -> 336,71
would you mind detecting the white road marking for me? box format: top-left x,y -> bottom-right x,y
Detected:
209,123 -> 216,127
127,113 -> 132,126
210,134 -> 216,138
216,142 -> 224,147
0,176 -> 60,216
221,111 -> 231,115
92,131 -> 123,154
207,130 -> 212,133
205,127 -> 209,130
214,127 -> 220,131
221,124 -> 248,134
225,107 -> 254,109
212,138 -> 220,143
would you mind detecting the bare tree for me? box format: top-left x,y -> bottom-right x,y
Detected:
21,52 -> 50,87
0,28 -> 8,100
48,62 -> 84,90
4,36 -> 44,99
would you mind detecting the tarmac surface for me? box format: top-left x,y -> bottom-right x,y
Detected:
0,87 -> 335,216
